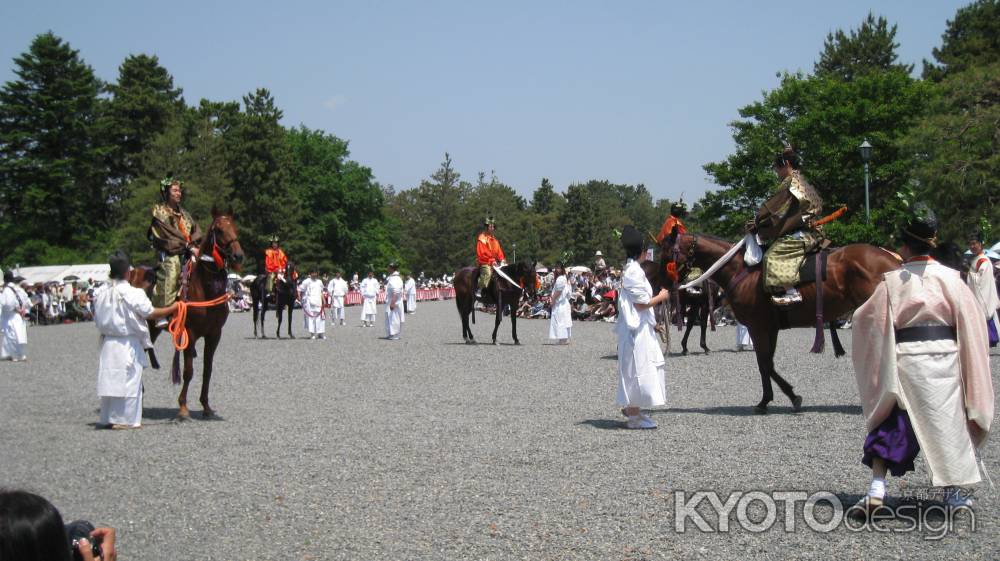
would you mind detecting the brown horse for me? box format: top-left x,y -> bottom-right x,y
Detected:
136,209 -> 244,419
660,231 -> 900,413
454,262 -> 538,345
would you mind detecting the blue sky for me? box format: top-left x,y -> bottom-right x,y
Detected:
0,1 -> 970,203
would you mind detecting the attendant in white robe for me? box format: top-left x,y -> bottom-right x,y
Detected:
327,272 -> 348,326
299,270 -> 326,340
615,226 -> 670,429
359,271 -> 379,327
384,264 -> 404,340
404,275 -> 417,314
967,233 -> 1000,348
851,205 -> 993,510
93,251 -> 177,429
735,321 -> 753,351
548,264 -> 572,344
1,271 -> 29,361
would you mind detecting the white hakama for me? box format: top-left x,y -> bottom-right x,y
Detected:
1,284 -> 28,361
404,278 -> 417,313
385,272 -> 404,338
300,278 -> 326,336
94,281 -> 154,428
328,278 -> 347,324
360,278 -> 379,324
735,322 -> 753,350
548,274 -> 572,341
615,259 -> 667,408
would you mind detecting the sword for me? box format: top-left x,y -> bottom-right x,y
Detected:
492,265 -> 523,290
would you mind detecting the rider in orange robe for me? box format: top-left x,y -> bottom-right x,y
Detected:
655,201 -> 688,243
476,217 -> 506,298
264,236 -> 288,294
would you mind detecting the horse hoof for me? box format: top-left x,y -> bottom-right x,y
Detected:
514,340 -> 520,346
289,335 -> 295,339
682,349 -> 689,355
203,409 -> 214,419
753,401 -> 770,415
791,395 -> 803,412
176,413 -> 191,422
492,340 -> 498,346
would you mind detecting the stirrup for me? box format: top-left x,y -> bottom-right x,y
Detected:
771,291 -> 802,306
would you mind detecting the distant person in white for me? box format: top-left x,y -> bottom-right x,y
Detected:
299,270 -> 326,340
548,263 -> 572,344
404,274 -> 417,314
327,271 -> 348,326
1,270 -> 29,362
967,232 -> 999,348
735,321 -> 753,351
359,271 -> 379,327
384,263 -> 404,340
93,250 -> 176,429
616,225 -> 670,429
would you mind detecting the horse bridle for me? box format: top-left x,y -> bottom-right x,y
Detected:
667,233 -> 698,286
205,217 -> 238,268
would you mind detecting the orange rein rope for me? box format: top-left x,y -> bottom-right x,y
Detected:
168,293 -> 231,351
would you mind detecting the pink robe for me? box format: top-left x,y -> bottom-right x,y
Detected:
852,259 -> 993,486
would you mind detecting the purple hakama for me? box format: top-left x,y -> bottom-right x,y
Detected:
862,405 -> 920,477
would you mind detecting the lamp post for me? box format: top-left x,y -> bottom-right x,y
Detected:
859,139 -> 872,222
512,243 -> 516,263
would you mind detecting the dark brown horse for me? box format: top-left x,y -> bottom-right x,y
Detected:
136,209 -> 244,419
454,262 -> 538,345
660,231 -> 900,413
249,261 -> 298,339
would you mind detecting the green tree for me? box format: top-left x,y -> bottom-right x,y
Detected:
286,125 -> 398,274
105,54 -> 184,192
701,70 -> 932,240
224,88 -> 298,270
815,13 -> 913,81
923,0 -> 1000,81
902,62 -> 1000,241
560,181 -> 630,266
0,32 -> 113,265
529,178 -> 567,265
388,154 -> 472,276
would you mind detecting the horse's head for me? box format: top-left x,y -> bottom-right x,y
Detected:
522,262 -> 539,299
207,208 -> 245,269
659,228 -> 697,289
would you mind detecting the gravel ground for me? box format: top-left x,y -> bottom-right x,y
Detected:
2,300 -> 998,560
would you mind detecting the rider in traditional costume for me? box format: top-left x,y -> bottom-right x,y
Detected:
149,178 -> 203,327
264,235 -> 289,298
851,204 -> 993,510
475,217 -> 506,299
753,147 -> 823,306
655,201 -> 689,243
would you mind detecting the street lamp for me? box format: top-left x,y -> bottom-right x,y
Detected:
859,139 -> 873,222
512,243 -> 516,263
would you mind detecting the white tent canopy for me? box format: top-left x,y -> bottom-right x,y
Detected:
14,264 -> 110,284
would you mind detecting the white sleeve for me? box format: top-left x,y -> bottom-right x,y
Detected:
123,286 -> 155,319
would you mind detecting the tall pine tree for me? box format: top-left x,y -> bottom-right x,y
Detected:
0,32 -> 112,265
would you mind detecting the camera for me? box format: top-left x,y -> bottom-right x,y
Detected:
65,520 -> 102,561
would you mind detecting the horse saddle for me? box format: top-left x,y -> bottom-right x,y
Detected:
796,248 -> 830,287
